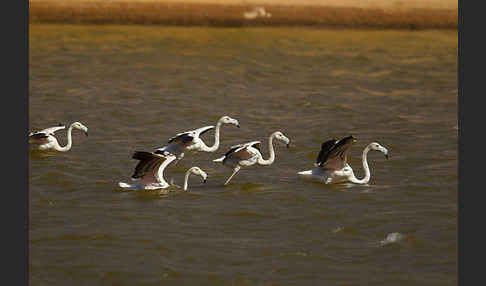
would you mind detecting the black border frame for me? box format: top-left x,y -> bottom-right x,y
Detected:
8,0 -> 29,285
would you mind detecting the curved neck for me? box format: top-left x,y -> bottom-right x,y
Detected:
200,121 -> 222,152
348,145 -> 371,184
258,133 -> 276,165
157,158 -> 174,187
54,125 -> 74,152
183,170 -> 192,191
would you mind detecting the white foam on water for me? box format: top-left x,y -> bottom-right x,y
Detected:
380,232 -> 404,246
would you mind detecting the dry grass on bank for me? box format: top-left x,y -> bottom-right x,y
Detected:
29,1 -> 457,29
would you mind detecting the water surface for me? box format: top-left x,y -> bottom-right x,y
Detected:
29,24 -> 457,285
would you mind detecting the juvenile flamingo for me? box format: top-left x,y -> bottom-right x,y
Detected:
157,115 -> 240,163
297,135 -> 389,184
118,150 -> 207,191
29,122 -> 88,152
213,131 -> 290,185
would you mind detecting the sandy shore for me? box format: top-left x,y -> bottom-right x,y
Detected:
30,0 -> 458,29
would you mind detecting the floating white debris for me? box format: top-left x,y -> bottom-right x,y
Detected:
243,7 -> 272,20
332,226 -> 344,233
380,232 -> 404,245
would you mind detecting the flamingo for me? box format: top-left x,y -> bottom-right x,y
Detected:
181,167 -> 208,191
118,150 -> 207,191
213,131 -> 290,185
29,122 -> 88,152
243,6 -> 272,20
156,115 -> 240,163
297,135 -> 389,184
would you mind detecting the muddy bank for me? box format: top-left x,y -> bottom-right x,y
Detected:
29,0 -> 457,29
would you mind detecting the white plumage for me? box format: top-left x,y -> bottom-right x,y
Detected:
29,122 -> 88,152
156,115 -> 240,163
118,150 -> 207,191
213,131 -> 290,185
297,136 -> 389,184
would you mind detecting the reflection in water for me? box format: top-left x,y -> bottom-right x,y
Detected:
30,24 -> 457,286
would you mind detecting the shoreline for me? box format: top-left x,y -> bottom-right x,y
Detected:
30,0 -> 458,29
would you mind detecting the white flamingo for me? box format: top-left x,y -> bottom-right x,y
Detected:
213,131 -> 290,185
181,167 -> 208,191
157,115 -> 240,163
297,135 -> 389,184
29,122 -> 88,152
118,150 -> 207,191
243,6 -> 272,20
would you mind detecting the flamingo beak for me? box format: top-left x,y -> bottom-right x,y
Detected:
85,132 -> 89,137
203,178 -> 207,183
379,146 -> 388,159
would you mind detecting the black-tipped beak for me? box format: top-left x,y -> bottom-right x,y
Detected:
85,132 -> 89,137
385,154 -> 389,159
203,178 -> 207,183
236,124 -> 240,128
286,143 -> 290,148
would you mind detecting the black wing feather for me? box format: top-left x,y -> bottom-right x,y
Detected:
132,151 -> 155,161
316,138 -> 338,166
168,133 -> 194,144
316,136 -> 355,167
199,126 -> 214,137
224,145 -> 242,157
250,142 -> 261,153
131,151 -> 163,179
29,132 -> 49,139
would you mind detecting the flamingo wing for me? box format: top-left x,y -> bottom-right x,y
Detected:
193,125 -> 214,138
38,124 -> 66,135
167,132 -> 195,145
29,132 -> 49,139
315,138 -> 338,166
29,132 -> 51,144
316,136 -> 356,170
131,151 -> 172,183
225,141 -> 261,161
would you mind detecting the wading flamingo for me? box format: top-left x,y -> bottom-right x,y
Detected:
118,150 -> 207,191
29,122 -> 88,152
157,115 -> 240,163
213,131 -> 290,185
297,135 -> 388,184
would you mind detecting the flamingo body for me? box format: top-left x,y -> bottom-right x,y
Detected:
118,151 -> 207,191
29,122 -> 88,152
214,131 -> 290,185
157,115 -> 239,162
298,136 -> 388,184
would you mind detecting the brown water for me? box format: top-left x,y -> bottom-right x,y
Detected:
29,24 -> 457,285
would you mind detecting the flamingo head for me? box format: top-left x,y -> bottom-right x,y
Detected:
72,122 -> 89,136
274,131 -> 291,148
220,116 -> 240,128
369,142 -> 388,159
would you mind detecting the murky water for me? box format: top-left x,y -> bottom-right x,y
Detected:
29,24 -> 457,285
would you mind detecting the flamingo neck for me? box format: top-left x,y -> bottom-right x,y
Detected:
201,121 -> 222,152
156,158 -> 173,188
348,145 -> 371,184
54,125 -> 74,152
258,133 -> 276,165
183,170 -> 192,191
